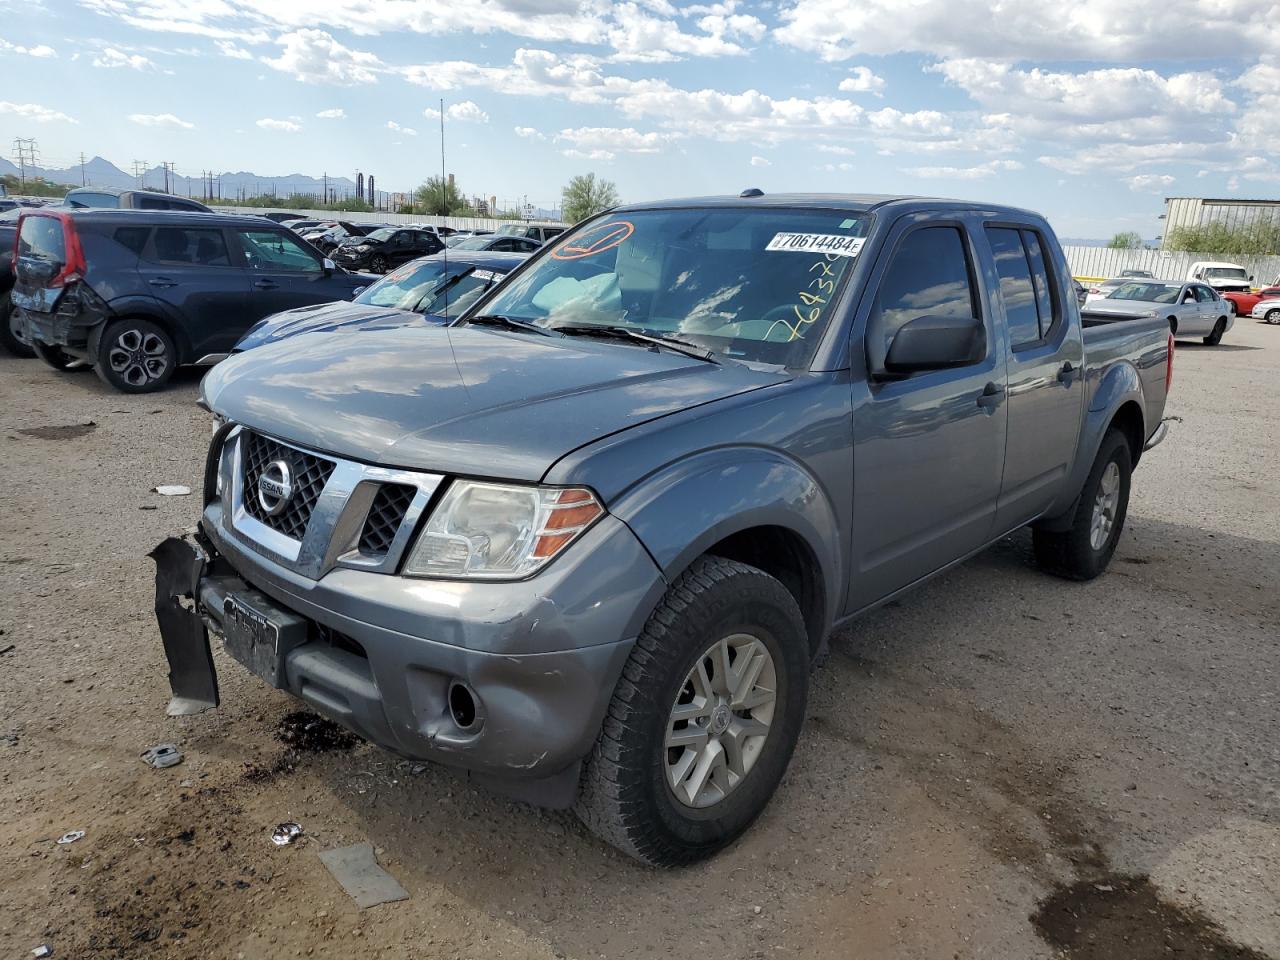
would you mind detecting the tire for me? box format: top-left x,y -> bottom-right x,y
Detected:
0,297 -> 36,358
1033,429 -> 1133,581
32,338 -> 86,372
1204,317 -> 1226,346
94,318 -> 177,393
369,253 -> 388,273
576,556 -> 810,866
1168,317 -> 1178,335
1267,309 -> 1280,325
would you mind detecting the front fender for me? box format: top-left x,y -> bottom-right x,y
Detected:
609,448 -> 842,635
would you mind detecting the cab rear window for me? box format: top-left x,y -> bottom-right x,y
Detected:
17,216 -> 66,264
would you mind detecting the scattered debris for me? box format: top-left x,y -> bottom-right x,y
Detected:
32,945 -> 52,958
271,822 -> 303,846
139,505 -> 157,511
141,744 -> 183,769
0,644 -> 14,656
56,831 -> 85,845
276,711 -> 358,753
18,422 -> 96,440
153,485 -> 192,497
319,842 -> 409,909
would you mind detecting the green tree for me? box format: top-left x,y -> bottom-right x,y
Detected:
1165,221 -> 1280,257
1107,231 -> 1144,250
412,176 -> 472,216
2,174 -> 71,198
561,173 -> 619,224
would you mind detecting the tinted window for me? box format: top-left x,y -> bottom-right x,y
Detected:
454,237 -> 489,251
1021,230 -> 1057,338
17,216 -> 65,263
365,228 -> 396,243
138,196 -> 170,210
869,226 -> 977,367
168,199 -> 209,212
65,191 -> 118,209
114,226 -> 151,256
238,229 -> 319,272
152,227 -> 231,266
987,228 -> 1040,347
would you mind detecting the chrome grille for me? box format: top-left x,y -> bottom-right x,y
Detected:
358,483 -> 416,557
241,432 -> 336,541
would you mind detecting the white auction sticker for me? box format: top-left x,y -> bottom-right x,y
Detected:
471,269 -> 499,282
765,232 -> 865,257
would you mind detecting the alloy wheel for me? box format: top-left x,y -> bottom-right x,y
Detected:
107,328 -> 169,388
1090,461 -> 1121,551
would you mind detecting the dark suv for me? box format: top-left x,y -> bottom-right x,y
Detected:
63,186 -> 213,213
10,209 -> 376,392
330,226 -> 443,273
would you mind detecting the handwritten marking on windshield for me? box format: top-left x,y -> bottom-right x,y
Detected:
551,221 -> 635,261
767,254 -> 845,342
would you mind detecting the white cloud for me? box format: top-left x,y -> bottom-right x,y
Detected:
256,117 -> 302,132
838,66 -> 884,95
557,126 -> 671,153
92,47 -> 153,70
605,1 -> 763,62
0,40 -> 58,58
816,144 -> 856,155
750,155 -> 770,166
1126,173 -> 1176,192
774,0 -> 1280,62
0,100 -> 77,124
316,108 -> 346,119
514,126 -> 546,140
423,100 -> 490,122
387,119 -> 418,135
906,158 -> 1023,179
264,29 -> 381,85
215,39 -> 253,60
563,148 -> 616,161
129,112 -> 194,129
822,161 -> 854,172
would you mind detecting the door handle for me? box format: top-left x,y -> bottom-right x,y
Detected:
1057,361 -> 1076,384
148,277 -> 178,288
976,381 -> 1006,408
253,279 -> 279,290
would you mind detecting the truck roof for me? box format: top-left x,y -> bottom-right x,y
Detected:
615,192 -> 1046,221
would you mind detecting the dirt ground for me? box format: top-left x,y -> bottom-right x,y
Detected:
1,319 -> 1276,960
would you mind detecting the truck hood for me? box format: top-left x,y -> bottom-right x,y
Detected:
233,300 -> 437,352
201,325 -> 790,482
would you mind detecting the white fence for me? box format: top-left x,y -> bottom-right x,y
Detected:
1062,245 -> 1280,285
210,206 -> 565,233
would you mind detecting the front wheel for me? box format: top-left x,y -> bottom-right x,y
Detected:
0,298 -> 36,358
1033,429 -> 1133,581
369,253 -> 388,273
1204,317 -> 1226,346
95,318 -> 177,393
576,556 -> 810,866
1267,309 -> 1280,325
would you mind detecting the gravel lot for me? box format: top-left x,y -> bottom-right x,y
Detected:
0,319 -> 1276,960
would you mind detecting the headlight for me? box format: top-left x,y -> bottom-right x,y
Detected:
403,481 -> 603,580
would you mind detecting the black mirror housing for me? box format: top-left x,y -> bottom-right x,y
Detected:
883,314 -> 983,374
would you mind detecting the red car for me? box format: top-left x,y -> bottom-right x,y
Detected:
1222,285 -> 1280,316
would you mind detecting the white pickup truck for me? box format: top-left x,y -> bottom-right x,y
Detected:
1187,261 -> 1253,295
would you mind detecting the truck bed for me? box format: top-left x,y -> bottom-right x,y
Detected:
1082,315 -> 1170,438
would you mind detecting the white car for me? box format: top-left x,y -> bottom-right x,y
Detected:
1250,298 -> 1280,324
1083,278 -> 1129,304
1083,279 -> 1233,345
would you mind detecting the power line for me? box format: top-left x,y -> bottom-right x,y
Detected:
12,138 -> 39,189
79,151 -> 87,186
131,159 -> 147,188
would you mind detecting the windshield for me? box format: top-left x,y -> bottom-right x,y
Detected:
1108,281 -> 1181,303
472,208 -> 870,366
354,259 -> 508,318
1203,267 -> 1248,280
496,225 -> 528,237
364,228 -> 396,243
453,237 -> 491,250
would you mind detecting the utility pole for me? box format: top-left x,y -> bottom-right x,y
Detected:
12,138 -> 38,190
132,160 -> 147,188
162,161 -> 174,193
323,172 -> 328,208
79,151 -> 87,185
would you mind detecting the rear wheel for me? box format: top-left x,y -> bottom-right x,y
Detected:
1033,429 -> 1132,581
32,339 -> 85,372
1204,317 -> 1226,346
95,318 -> 177,393
1267,309 -> 1280,325
576,556 -> 809,866
369,253 -> 388,273
0,297 -> 36,358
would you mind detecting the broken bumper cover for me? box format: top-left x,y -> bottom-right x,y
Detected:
151,513 -> 664,808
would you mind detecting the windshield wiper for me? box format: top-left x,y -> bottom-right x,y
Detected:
550,324 -> 718,363
462,314 -> 553,336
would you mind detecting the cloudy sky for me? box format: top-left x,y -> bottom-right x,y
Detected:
1,0 -> 1275,235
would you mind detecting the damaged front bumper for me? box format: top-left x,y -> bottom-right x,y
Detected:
150,516 -> 661,807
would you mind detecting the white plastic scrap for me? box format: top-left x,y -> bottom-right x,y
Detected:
141,744 -> 183,769
56,831 -> 85,845
271,822 -> 303,846
153,485 -> 192,496
32,946 -> 52,958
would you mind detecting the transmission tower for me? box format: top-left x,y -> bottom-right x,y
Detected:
11,138 -> 39,189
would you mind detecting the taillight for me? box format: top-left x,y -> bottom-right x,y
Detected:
50,214 -> 87,288
1165,333 -> 1175,392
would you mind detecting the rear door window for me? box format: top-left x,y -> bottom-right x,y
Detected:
137,196 -> 171,210
1194,285 -> 1216,303
150,227 -> 232,266
114,226 -> 152,256
986,226 -> 1059,347
1021,230 -> 1058,337
17,216 -> 66,263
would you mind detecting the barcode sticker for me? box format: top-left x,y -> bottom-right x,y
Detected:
765,233 -> 865,257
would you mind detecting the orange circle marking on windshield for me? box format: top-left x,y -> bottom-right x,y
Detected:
551,221 -> 634,260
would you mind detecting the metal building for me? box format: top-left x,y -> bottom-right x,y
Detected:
1161,196 -> 1280,247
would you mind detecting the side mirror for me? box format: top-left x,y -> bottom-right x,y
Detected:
883,315 -> 983,375
1249,274 -> 1255,283
322,257 -> 336,275
351,286 -> 366,297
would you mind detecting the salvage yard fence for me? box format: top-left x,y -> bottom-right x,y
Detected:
1062,245 -> 1280,286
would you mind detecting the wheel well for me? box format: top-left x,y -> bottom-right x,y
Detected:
1109,400 -> 1144,467
1168,316 -> 1178,334
101,313 -> 191,364
705,525 -> 825,657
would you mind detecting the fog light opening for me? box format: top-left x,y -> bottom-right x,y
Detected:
448,681 -> 478,730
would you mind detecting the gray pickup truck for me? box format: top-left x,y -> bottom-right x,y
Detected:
154,193 -> 1173,866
